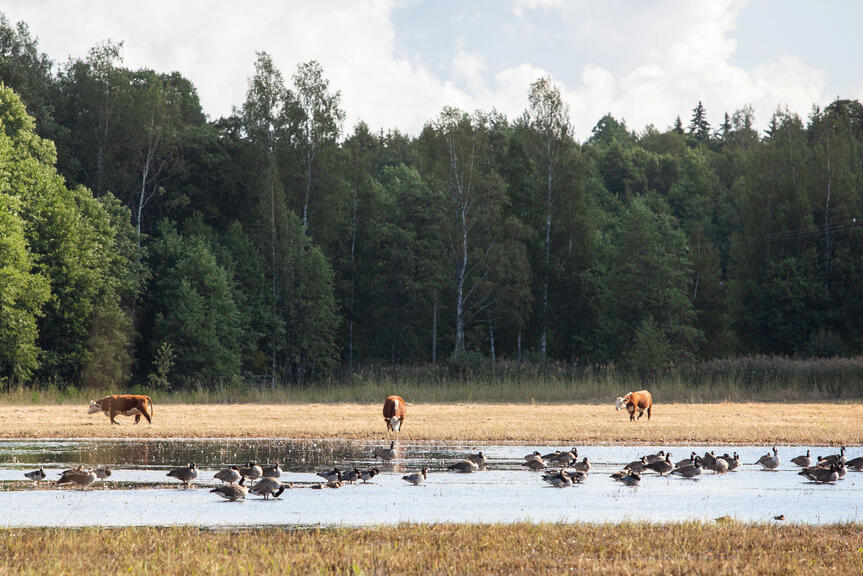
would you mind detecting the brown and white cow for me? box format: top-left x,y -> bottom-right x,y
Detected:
615,390 -> 652,421
383,395 -> 406,432
88,395 -> 153,425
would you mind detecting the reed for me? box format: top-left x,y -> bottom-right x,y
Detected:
4,356 -> 863,405
1,523 -> 860,575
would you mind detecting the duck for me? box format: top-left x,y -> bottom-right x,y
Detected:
24,466 -> 46,483
448,459 -> 479,473
93,467 -> 112,480
57,467 -> 98,490
845,456 -> 863,472
791,450 -> 811,468
249,477 -> 285,499
360,468 -> 380,483
402,467 -> 429,486
521,458 -> 547,471
756,447 -> 780,470
672,458 -> 703,479
167,462 -> 198,487
211,477 -> 248,501
317,468 -> 342,483
239,462 -> 263,480
374,441 -> 397,461
799,462 -> 840,484
647,453 -> 674,475
573,457 -> 591,474
466,451 -> 486,466
262,463 -> 282,478
215,466 -> 242,484
625,457 -> 649,473
675,452 -> 698,468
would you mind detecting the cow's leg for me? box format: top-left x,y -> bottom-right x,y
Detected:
629,407 -> 635,421
637,409 -> 644,420
142,410 -> 152,424
647,405 -> 652,420
110,409 -> 118,425
134,414 -> 141,424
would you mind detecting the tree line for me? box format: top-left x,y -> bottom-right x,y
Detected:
1,14 -> 862,389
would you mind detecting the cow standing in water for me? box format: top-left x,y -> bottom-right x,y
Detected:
383,395 -> 406,432
615,390 -> 652,421
88,395 -> 153,424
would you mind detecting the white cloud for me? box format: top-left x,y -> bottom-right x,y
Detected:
0,0 -> 839,138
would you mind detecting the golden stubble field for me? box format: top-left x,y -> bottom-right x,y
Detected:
0,402 -> 860,444
0,523 -> 861,575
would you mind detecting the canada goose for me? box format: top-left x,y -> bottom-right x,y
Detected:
647,453 -> 674,475
645,450 -> 666,464
821,446 -> 846,465
317,469 -> 342,483
523,451 -> 542,462
402,467 -> 429,486
215,466 -> 242,484
448,459 -> 479,473
547,470 -> 573,488
360,468 -> 380,483
572,457 -> 591,474
374,441 -> 397,461
466,451 -> 486,466
250,477 -> 285,499
547,450 -> 577,465
625,457 -> 649,473
720,452 -> 741,471
24,466 -> 46,482
93,467 -> 112,480
799,462 -> 840,483
617,470 -> 641,486
756,447 -> 780,470
672,458 -> 703,479
239,462 -> 263,480
521,458 -> 547,471
57,468 -> 98,490
791,450 -> 811,468
819,458 -> 847,477
342,468 -> 361,483
845,456 -> 863,471
541,450 -> 561,460
610,468 -> 632,480
701,451 -> 717,470
675,452 -> 698,468
711,457 -> 729,474
211,477 -> 248,501
262,463 -> 282,478
167,462 -> 198,487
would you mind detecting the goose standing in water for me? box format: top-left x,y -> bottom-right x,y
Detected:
250,477 -> 285,499
466,452 -> 487,466
317,468 -> 342,483
215,466 -> 242,484
402,467 -> 429,486
616,470 -> 641,486
845,455 -> 863,472
720,452 -> 741,471
374,441 -> 397,461
262,463 -> 282,479
360,468 -> 380,483
239,462 -> 263,480
625,457 -> 649,473
646,453 -> 674,475
24,467 -> 46,483
167,463 -> 198,487
820,446 -> 846,466
791,450 -> 811,468
644,450 -> 666,464
710,457 -> 729,474
545,470 -> 573,488
573,457 -> 591,474
671,457 -> 702,479
57,468 -> 98,490
675,452 -> 698,468
212,477 -> 248,501
756,447 -> 780,470
799,462 -> 841,484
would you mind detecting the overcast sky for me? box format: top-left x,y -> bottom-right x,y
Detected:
3,0 -> 861,139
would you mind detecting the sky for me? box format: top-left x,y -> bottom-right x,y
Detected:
2,0 -> 861,139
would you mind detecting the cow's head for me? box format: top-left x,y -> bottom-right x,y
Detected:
87,400 -> 102,414
386,417 -> 402,432
615,397 -> 626,411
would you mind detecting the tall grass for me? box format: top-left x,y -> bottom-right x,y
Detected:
3,355 -> 863,405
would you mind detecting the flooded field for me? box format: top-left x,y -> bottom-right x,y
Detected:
1,439 -> 860,527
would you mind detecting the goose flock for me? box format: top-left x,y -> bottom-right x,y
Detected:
19,445 -> 861,499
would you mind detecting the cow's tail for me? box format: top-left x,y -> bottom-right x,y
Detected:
148,396 -> 154,416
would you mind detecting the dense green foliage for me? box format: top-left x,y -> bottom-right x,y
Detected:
1,14 -> 863,389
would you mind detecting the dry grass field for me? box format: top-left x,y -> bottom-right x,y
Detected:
0,523 -> 860,575
0,402 -> 860,444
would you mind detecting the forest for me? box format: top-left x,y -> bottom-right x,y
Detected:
1,14 -> 862,391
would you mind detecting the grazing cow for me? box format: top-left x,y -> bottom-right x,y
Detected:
88,394 -> 153,425
615,390 -> 652,421
383,395 -> 407,432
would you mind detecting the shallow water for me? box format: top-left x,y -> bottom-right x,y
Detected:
1,440 -> 860,527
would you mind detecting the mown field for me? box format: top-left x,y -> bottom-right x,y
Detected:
0,523 -> 860,575
0,402 -> 861,444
